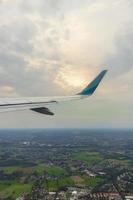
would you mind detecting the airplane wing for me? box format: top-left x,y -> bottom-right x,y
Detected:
0,70 -> 107,115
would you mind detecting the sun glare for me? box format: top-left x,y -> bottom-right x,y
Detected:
63,74 -> 87,88
55,66 -> 93,91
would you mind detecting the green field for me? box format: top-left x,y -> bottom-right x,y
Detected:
2,165 -> 67,176
72,152 -> 103,165
34,165 -> 67,176
0,165 -> 69,197
107,159 -> 131,167
47,177 -> 75,191
0,181 -> 32,198
82,176 -> 103,187
0,163 -> 103,197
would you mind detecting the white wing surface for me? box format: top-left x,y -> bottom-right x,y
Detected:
0,70 -> 107,115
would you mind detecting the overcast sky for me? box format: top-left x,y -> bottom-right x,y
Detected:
0,0 -> 132,128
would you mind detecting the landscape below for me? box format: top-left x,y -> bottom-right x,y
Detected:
0,129 -> 132,200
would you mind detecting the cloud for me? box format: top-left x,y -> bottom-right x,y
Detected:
0,0 -> 132,97
105,29 -> 133,76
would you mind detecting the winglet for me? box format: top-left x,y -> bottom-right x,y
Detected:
78,70 -> 107,96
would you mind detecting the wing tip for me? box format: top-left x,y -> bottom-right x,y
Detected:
78,69 -> 108,96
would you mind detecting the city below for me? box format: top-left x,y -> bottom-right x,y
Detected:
0,129 -> 132,200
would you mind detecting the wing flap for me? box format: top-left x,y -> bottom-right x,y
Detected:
30,107 -> 54,115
